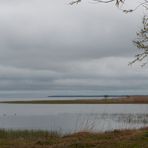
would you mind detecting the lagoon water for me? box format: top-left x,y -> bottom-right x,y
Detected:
0,104 -> 148,134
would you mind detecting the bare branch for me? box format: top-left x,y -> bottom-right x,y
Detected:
69,0 -> 81,5
69,0 -> 148,66
130,15 -> 148,66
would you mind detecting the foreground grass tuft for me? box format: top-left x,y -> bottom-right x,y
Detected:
0,128 -> 147,148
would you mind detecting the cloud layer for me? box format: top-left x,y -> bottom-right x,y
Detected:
0,0 -> 147,95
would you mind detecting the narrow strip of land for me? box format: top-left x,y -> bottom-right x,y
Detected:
1,96 -> 148,104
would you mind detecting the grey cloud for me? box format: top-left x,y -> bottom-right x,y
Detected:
0,0 -> 147,94
0,57 -> 148,91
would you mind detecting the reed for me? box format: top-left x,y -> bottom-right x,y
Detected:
0,128 -> 147,148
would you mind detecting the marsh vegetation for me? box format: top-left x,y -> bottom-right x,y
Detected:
0,128 -> 147,148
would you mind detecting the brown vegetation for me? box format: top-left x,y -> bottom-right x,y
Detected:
0,128 -> 147,148
1,95 -> 148,104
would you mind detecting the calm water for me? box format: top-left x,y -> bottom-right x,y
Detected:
0,104 -> 147,134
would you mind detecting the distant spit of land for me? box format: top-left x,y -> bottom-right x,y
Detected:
1,95 -> 148,104
48,95 -> 131,98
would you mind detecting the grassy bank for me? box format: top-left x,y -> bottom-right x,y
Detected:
1,96 -> 148,104
0,128 -> 147,148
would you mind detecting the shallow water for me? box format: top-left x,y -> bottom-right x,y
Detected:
0,104 -> 147,133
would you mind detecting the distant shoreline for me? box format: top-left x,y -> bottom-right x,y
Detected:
48,95 -> 148,98
48,95 -> 131,97
1,95 -> 148,104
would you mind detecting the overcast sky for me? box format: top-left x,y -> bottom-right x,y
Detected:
0,0 -> 147,97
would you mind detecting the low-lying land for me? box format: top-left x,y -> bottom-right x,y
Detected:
1,95 -> 148,104
0,128 -> 147,148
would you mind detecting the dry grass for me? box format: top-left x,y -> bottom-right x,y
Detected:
0,128 -> 147,148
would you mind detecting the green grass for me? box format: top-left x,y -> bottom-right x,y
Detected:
0,129 -> 60,148
0,128 -> 147,148
0,129 -> 59,139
